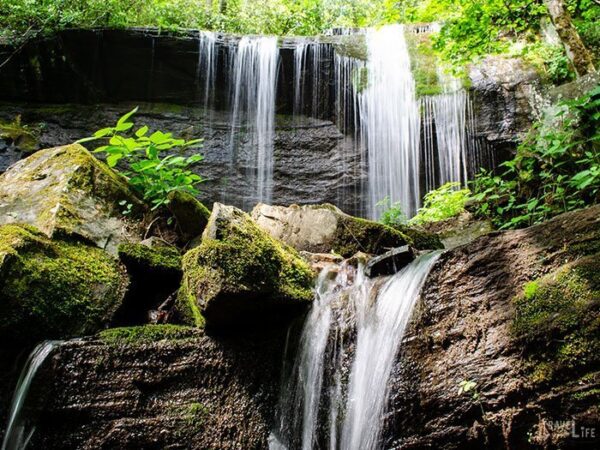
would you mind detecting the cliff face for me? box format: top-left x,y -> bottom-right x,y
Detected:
387,205 -> 600,449
29,328 -> 286,450
0,29 -> 541,216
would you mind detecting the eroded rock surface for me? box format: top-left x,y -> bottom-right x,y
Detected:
387,205 -> 600,449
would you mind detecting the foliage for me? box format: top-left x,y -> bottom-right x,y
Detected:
376,197 -> 407,227
78,107 -> 204,211
517,42 -> 574,84
471,86 -> 600,229
409,182 -> 471,226
458,379 -> 480,401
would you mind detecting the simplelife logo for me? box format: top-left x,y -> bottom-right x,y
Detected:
543,419 -> 596,440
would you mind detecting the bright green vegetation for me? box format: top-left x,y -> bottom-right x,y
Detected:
411,182 -> 471,226
512,255 -> 599,384
99,324 -> 195,345
472,86 -> 600,230
0,224 -> 129,346
79,107 -> 204,211
1,1 -> 596,77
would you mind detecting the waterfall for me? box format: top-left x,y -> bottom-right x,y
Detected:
196,31 -> 217,110
2,341 -> 58,450
271,252 -> 440,449
229,36 -> 279,206
358,25 -> 422,219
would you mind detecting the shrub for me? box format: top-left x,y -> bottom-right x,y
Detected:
78,107 -> 204,211
409,182 -> 471,225
471,86 -> 600,229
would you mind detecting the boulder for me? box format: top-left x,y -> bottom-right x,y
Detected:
167,190 -> 211,242
365,245 -> 417,278
251,203 -> 412,258
177,203 -> 314,328
0,224 -> 129,346
0,143 -> 143,255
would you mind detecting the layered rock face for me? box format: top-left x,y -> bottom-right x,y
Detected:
28,327 -> 286,450
386,205 -> 600,449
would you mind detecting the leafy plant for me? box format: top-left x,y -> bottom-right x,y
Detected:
78,107 -> 204,211
376,196 -> 407,227
409,182 -> 471,226
472,86 -> 600,229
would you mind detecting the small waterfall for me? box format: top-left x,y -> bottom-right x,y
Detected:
2,341 -> 58,450
196,31 -> 217,110
228,36 -> 279,206
293,42 -> 308,117
271,252 -> 440,449
358,25 -> 422,219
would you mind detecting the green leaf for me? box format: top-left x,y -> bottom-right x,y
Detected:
135,125 -> 149,137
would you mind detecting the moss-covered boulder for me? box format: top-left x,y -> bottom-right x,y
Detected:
0,224 -> 129,346
251,203 -> 413,258
0,144 -> 143,255
177,203 -> 314,329
167,191 -> 211,242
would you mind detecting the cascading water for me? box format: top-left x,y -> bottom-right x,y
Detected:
358,25 -> 422,219
196,31 -> 217,111
271,252 -> 440,450
228,36 -> 279,206
2,341 -> 58,450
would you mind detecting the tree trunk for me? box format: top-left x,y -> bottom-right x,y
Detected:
544,0 -> 596,77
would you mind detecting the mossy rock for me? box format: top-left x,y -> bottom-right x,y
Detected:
252,203 -> 412,258
0,143 -> 144,255
99,324 -> 196,346
512,255 -> 600,384
389,224 -> 444,250
177,203 -> 314,329
0,224 -> 130,346
118,240 -> 182,275
0,116 -> 40,153
167,190 -> 211,242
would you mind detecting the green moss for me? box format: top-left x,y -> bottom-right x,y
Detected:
118,242 -> 182,272
98,324 -> 195,345
512,255 -> 600,384
167,190 -> 211,240
0,115 -> 40,152
333,216 -> 412,258
0,224 -> 129,346
178,205 -> 314,326
390,224 -> 444,250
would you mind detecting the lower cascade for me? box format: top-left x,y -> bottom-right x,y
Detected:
270,252 -> 441,449
2,341 -> 58,450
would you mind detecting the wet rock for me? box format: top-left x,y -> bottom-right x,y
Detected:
29,325 -> 285,450
365,245 -> 417,278
386,205 -> 600,449
299,251 -> 345,274
177,203 -> 314,329
421,211 -> 493,249
166,190 -> 211,242
251,203 -> 411,257
0,143 -> 143,255
0,224 -> 129,347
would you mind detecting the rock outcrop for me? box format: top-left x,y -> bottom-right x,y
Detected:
387,205 -> 600,449
27,325 -> 285,450
166,190 -> 211,242
0,143 -> 143,255
251,203 -> 412,257
0,224 -> 129,347
178,203 -> 314,328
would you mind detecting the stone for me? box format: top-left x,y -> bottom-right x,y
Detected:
0,144 -> 143,255
299,251 -> 344,274
421,211 -> 493,249
0,224 -> 130,347
365,245 -> 417,278
24,326 -> 285,450
114,240 -> 183,325
166,190 -> 211,242
251,203 -> 411,258
177,203 -> 314,328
